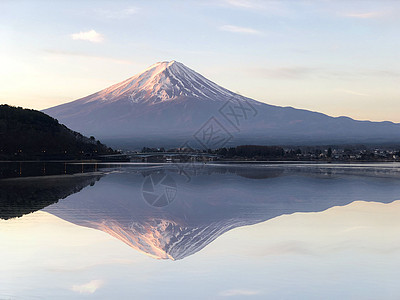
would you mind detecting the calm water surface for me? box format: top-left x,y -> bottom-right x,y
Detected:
1,161 -> 400,299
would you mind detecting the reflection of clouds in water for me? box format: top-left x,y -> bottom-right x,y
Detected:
47,258 -> 138,273
71,279 -> 104,294
340,226 -> 370,233
250,241 -> 315,256
215,200 -> 400,258
219,289 -> 261,297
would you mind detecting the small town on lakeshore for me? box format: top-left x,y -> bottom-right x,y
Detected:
125,145 -> 400,163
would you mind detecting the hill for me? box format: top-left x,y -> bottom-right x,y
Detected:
0,105 -> 115,160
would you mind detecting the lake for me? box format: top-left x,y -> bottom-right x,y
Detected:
1,161 -> 400,299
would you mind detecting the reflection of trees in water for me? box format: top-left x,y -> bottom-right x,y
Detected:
0,162 -> 102,179
142,163 -> 400,180
139,165 -> 285,180
234,168 -> 284,179
0,174 -> 102,220
139,163 -> 400,182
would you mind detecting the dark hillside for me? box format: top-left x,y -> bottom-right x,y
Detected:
0,105 -> 115,160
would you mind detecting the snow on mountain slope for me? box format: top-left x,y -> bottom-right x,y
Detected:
43,60 -> 400,148
62,60 -> 245,105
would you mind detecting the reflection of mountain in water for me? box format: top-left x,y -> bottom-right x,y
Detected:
0,174 -> 102,220
44,163 -> 400,260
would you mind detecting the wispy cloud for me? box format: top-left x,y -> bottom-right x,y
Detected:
251,66 -> 317,79
370,70 -> 400,78
224,0 -> 257,9
222,0 -> 285,14
339,89 -> 370,97
220,25 -> 261,35
219,289 -> 261,297
71,279 -> 104,294
96,7 -> 138,19
249,66 -> 400,80
71,30 -> 104,43
44,50 -> 133,64
343,11 -> 384,19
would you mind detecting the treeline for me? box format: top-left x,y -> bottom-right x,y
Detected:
138,144 -> 400,162
0,105 -> 116,160
216,145 -> 285,159
140,144 -> 288,159
141,147 -> 166,153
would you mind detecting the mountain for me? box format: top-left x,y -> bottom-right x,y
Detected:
0,105 -> 115,160
44,61 -> 400,149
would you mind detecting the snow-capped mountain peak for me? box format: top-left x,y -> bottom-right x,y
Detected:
86,60 -> 238,104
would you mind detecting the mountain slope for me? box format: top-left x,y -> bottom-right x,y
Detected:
43,61 -> 400,148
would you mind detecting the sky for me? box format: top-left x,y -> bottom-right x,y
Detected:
0,0 -> 399,122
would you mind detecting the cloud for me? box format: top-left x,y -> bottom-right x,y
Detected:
219,289 -> 261,297
251,66 -> 317,79
222,0 -> 285,14
224,0 -> 257,9
339,90 -> 370,97
343,11 -> 384,19
220,25 -> 261,35
71,279 -> 104,294
44,49 -> 132,64
370,70 -> 400,78
249,66 -> 400,80
71,30 -> 104,43
96,7 -> 138,19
